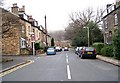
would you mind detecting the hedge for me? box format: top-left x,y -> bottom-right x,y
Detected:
92,42 -> 104,54
112,30 -> 120,60
35,43 -> 40,50
101,45 -> 114,57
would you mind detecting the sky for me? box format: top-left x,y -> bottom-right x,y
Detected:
3,0 -> 115,31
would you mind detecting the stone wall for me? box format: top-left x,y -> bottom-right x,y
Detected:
2,27 -> 20,55
20,48 -> 32,55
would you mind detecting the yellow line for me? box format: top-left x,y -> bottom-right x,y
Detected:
0,60 -> 34,77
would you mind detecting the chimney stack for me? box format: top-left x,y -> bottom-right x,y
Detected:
28,15 -> 35,25
11,3 -> 19,15
19,5 -> 25,13
106,4 -> 112,13
28,15 -> 33,21
116,0 -> 120,6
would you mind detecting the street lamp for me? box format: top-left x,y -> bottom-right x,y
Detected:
44,15 -> 48,47
83,26 -> 90,47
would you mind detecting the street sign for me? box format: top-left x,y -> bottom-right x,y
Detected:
31,34 -> 35,42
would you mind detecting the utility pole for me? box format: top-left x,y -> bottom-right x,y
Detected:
45,15 -> 48,47
87,27 -> 90,47
83,27 -> 90,47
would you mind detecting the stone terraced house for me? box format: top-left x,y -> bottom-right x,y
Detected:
102,0 -> 120,44
2,3 -> 51,55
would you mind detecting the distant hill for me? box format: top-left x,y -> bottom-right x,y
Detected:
48,30 -> 65,41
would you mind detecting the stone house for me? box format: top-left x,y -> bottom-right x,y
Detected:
102,1 -> 120,44
55,40 -> 71,47
39,25 -> 47,47
2,3 -> 50,55
2,8 -> 28,55
47,35 -> 51,47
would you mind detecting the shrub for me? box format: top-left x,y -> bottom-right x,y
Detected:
92,42 -> 104,54
101,45 -> 114,57
39,46 -> 45,50
113,30 -> 120,60
51,38 -> 55,46
34,43 -> 40,50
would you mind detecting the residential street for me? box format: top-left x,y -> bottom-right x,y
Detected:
2,49 -> 119,81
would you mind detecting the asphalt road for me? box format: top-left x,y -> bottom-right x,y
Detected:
2,50 -> 119,81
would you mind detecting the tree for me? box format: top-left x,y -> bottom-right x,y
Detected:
65,8 -> 104,47
35,43 -> 40,50
51,38 -> 55,47
87,21 -> 104,45
71,30 -> 88,46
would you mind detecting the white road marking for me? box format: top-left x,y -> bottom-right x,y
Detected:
66,55 -> 68,58
66,53 -> 68,56
67,65 -> 72,79
66,58 -> 69,63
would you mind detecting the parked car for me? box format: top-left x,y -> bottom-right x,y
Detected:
79,47 -> 96,59
75,47 -> 79,55
46,47 -> 56,55
75,47 -> 83,55
64,47 -> 69,51
55,46 -> 62,52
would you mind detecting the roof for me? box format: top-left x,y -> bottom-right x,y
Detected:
102,5 -> 120,19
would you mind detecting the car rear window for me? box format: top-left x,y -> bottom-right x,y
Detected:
85,47 -> 94,51
48,48 -> 54,50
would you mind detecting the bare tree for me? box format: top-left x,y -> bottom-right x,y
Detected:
69,8 -> 104,28
65,7 -> 104,45
69,8 -> 94,28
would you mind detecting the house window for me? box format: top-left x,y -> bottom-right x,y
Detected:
28,26 -> 31,35
104,20 -> 108,29
22,26 -> 25,33
109,31 -> 112,37
114,14 -> 118,26
20,38 -> 26,48
33,29 -> 35,33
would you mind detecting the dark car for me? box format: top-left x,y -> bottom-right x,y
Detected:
79,47 -> 96,59
46,47 -> 56,55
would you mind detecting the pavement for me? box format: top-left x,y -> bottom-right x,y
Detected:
0,54 -> 46,72
0,53 -> 119,74
97,55 -> 120,67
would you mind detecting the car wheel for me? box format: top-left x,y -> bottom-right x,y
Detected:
93,56 -> 96,59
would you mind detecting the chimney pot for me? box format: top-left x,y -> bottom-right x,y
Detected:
13,3 -> 18,7
22,5 -> 25,11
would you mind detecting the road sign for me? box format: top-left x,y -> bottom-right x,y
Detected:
31,34 -> 35,42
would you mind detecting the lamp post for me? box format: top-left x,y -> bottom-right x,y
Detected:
83,27 -> 90,47
45,15 -> 48,47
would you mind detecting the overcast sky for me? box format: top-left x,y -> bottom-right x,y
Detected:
3,0 -> 115,31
